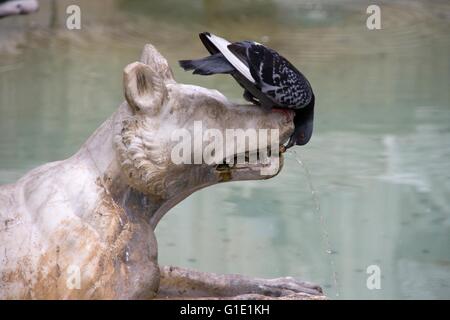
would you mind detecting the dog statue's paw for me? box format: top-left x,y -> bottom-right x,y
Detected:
157,266 -> 325,300
234,276 -> 324,300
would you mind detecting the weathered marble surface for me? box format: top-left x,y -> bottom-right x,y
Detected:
0,44 -> 324,299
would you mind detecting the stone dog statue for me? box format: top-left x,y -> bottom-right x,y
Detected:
0,44 -> 324,299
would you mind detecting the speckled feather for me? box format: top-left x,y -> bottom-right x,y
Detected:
229,41 -> 313,109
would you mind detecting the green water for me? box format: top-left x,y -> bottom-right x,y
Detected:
1,0 -> 449,299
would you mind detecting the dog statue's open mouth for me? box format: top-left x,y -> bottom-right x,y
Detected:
213,106 -> 294,174
215,144 -> 289,178
211,107 -> 294,176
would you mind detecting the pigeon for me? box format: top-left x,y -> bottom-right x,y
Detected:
0,0 -> 39,18
179,32 -> 315,149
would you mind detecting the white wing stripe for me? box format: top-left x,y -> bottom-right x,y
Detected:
206,33 -> 256,83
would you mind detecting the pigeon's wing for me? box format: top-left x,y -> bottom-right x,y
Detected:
199,33 -> 312,109
199,32 -> 255,83
245,44 -> 313,108
227,41 -> 253,69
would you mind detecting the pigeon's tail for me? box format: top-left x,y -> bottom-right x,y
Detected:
179,53 -> 235,76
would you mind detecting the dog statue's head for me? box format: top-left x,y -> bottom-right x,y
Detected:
114,45 -> 295,206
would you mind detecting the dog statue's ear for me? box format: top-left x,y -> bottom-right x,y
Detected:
123,45 -> 174,115
123,62 -> 166,115
140,44 -> 175,84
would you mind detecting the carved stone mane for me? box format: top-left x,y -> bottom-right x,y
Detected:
114,107 -> 171,198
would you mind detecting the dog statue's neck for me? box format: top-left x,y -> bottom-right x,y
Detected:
73,103 -> 209,230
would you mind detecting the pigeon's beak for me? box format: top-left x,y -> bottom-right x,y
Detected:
285,103 -> 314,149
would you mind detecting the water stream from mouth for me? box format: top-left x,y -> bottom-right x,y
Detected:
289,149 -> 340,298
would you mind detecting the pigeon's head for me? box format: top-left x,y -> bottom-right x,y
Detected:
285,94 -> 315,148
117,45 -> 295,200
